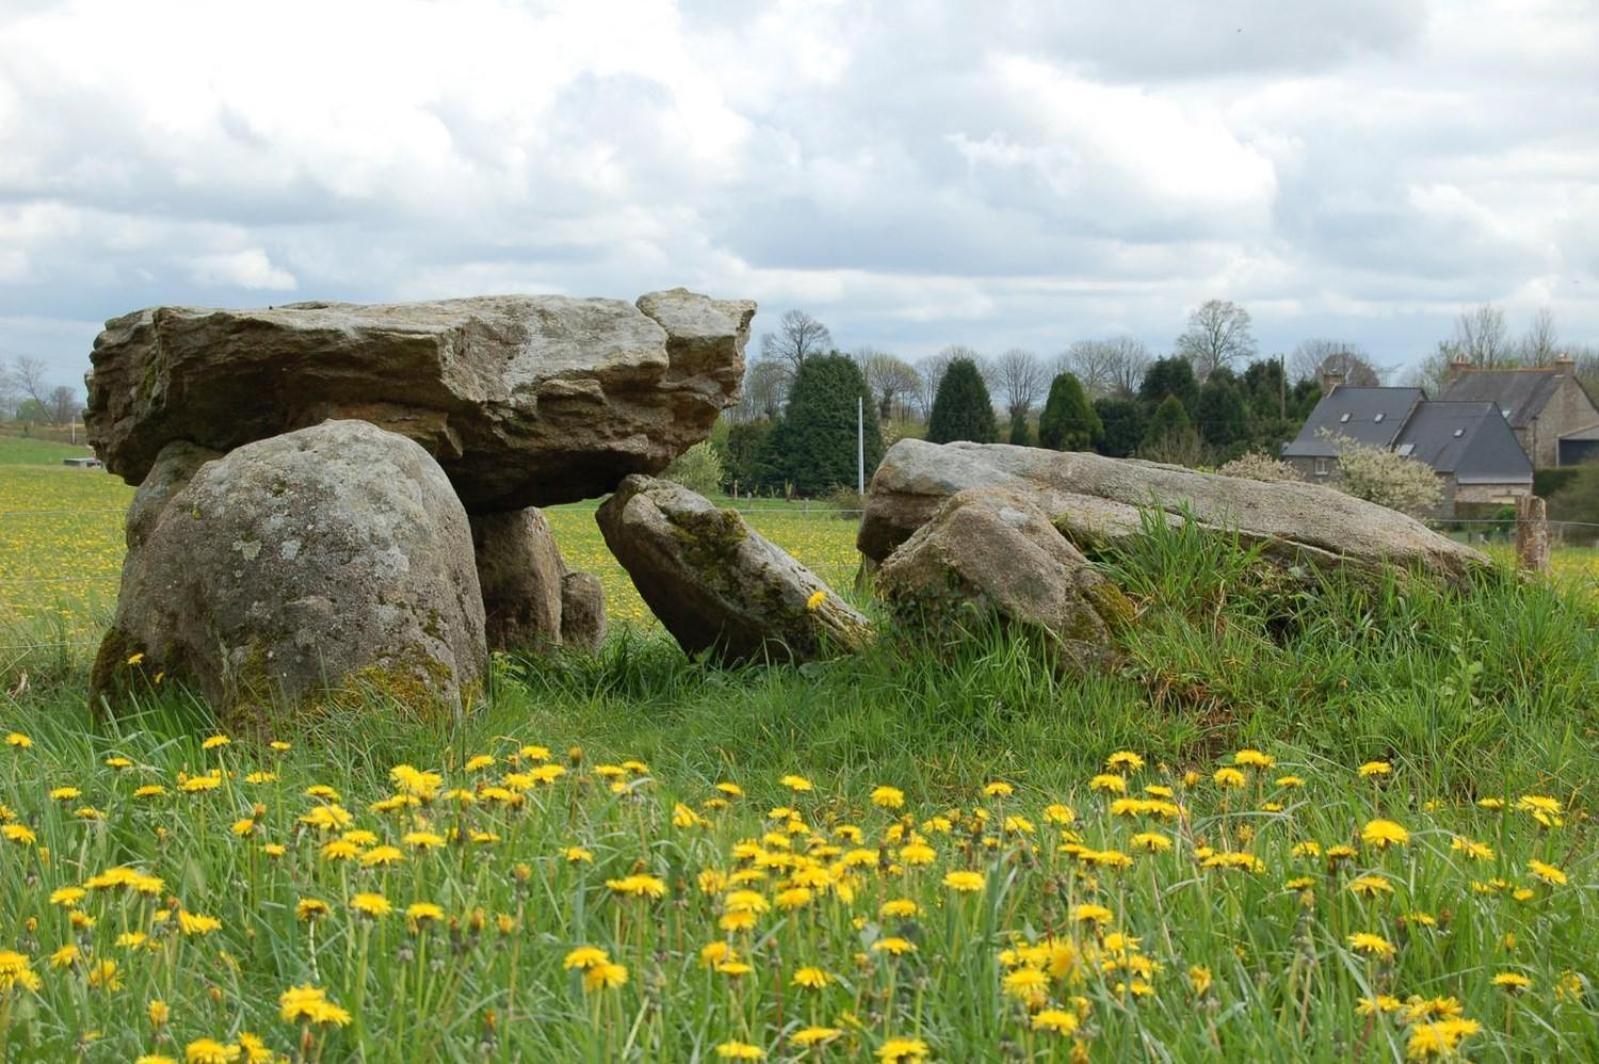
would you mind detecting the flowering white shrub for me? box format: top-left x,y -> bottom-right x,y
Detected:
1217,453 -> 1302,484
1318,431 -> 1442,519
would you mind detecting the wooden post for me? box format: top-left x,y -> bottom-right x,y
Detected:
1515,495 -> 1549,574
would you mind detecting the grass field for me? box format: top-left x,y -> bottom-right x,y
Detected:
0,438 -> 861,639
2,437 -> 1597,1060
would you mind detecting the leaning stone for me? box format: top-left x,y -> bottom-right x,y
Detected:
85,288 -> 756,511
91,420 -> 486,722
859,440 -> 1488,584
596,475 -> 871,664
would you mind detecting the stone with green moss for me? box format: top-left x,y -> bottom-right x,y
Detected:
597,475 -> 871,664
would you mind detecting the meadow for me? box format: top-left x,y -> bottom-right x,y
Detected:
2,438 -> 1597,1061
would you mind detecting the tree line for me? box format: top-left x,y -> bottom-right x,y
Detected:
716,300 -> 1596,499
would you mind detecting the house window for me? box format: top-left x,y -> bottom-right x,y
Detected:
1315,458 -> 1330,476
1339,413 -> 1351,423
1373,413 -> 1384,423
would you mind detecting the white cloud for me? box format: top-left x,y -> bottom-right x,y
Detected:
188,249 -> 296,292
0,0 -> 1595,388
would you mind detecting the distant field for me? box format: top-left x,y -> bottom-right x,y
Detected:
0,436 -> 862,639
8,433 -> 1599,641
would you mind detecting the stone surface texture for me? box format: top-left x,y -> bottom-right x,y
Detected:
85,288 -> 755,511
596,475 -> 870,664
469,508 -> 607,653
860,440 -> 1488,582
876,485 -> 1132,663
90,420 -> 486,720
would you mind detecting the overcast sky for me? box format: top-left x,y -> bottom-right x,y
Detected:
2,0 -> 1596,387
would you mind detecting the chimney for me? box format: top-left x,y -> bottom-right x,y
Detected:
1320,368 -> 1345,395
1555,353 -> 1576,376
1446,356 -> 1472,384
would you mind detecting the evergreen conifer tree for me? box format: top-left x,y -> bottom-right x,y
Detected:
926,357 -> 998,444
1036,372 -> 1102,450
760,354 -> 883,496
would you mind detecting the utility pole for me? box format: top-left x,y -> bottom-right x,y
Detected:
857,396 -> 865,496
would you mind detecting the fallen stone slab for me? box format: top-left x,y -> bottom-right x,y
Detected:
596,475 -> 871,664
859,440 -> 1488,583
877,485 -> 1133,665
91,420 -> 486,721
85,288 -> 755,512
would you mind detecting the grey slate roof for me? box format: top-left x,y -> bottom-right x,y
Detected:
1281,387 -> 1423,458
1436,370 -> 1562,428
1392,401 -> 1531,484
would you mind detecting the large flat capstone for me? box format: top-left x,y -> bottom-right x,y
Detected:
85,288 -> 755,511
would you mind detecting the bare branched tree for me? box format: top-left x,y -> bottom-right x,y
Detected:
1175,300 -> 1256,380
758,310 -> 833,376
1519,307 -> 1559,365
12,355 -> 51,407
854,347 -> 921,422
1444,303 -> 1514,368
48,384 -> 81,425
739,357 -> 791,421
1290,340 -> 1382,387
995,348 -> 1045,425
1059,338 -> 1151,398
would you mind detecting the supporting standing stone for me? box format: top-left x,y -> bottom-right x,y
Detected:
469,508 -> 608,654
1515,495 -> 1550,574
91,421 -> 486,722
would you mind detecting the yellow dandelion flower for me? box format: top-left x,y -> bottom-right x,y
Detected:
943,870 -> 984,893
178,911 -> 222,936
350,893 -> 392,918
582,961 -> 628,992
1213,767 -> 1247,789
1492,972 -> 1531,992
607,874 -> 667,899
793,966 -> 831,989
792,1026 -> 842,1046
1347,932 -> 1396,959
183,1038 -> 237,1064
716,1040 -> 765,1059
1361,819 -> 1409,849
871,785 -> 905,809
1529,859 -> 1567,886
563,946 -> 609,970
877,1037 -> 930,1062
